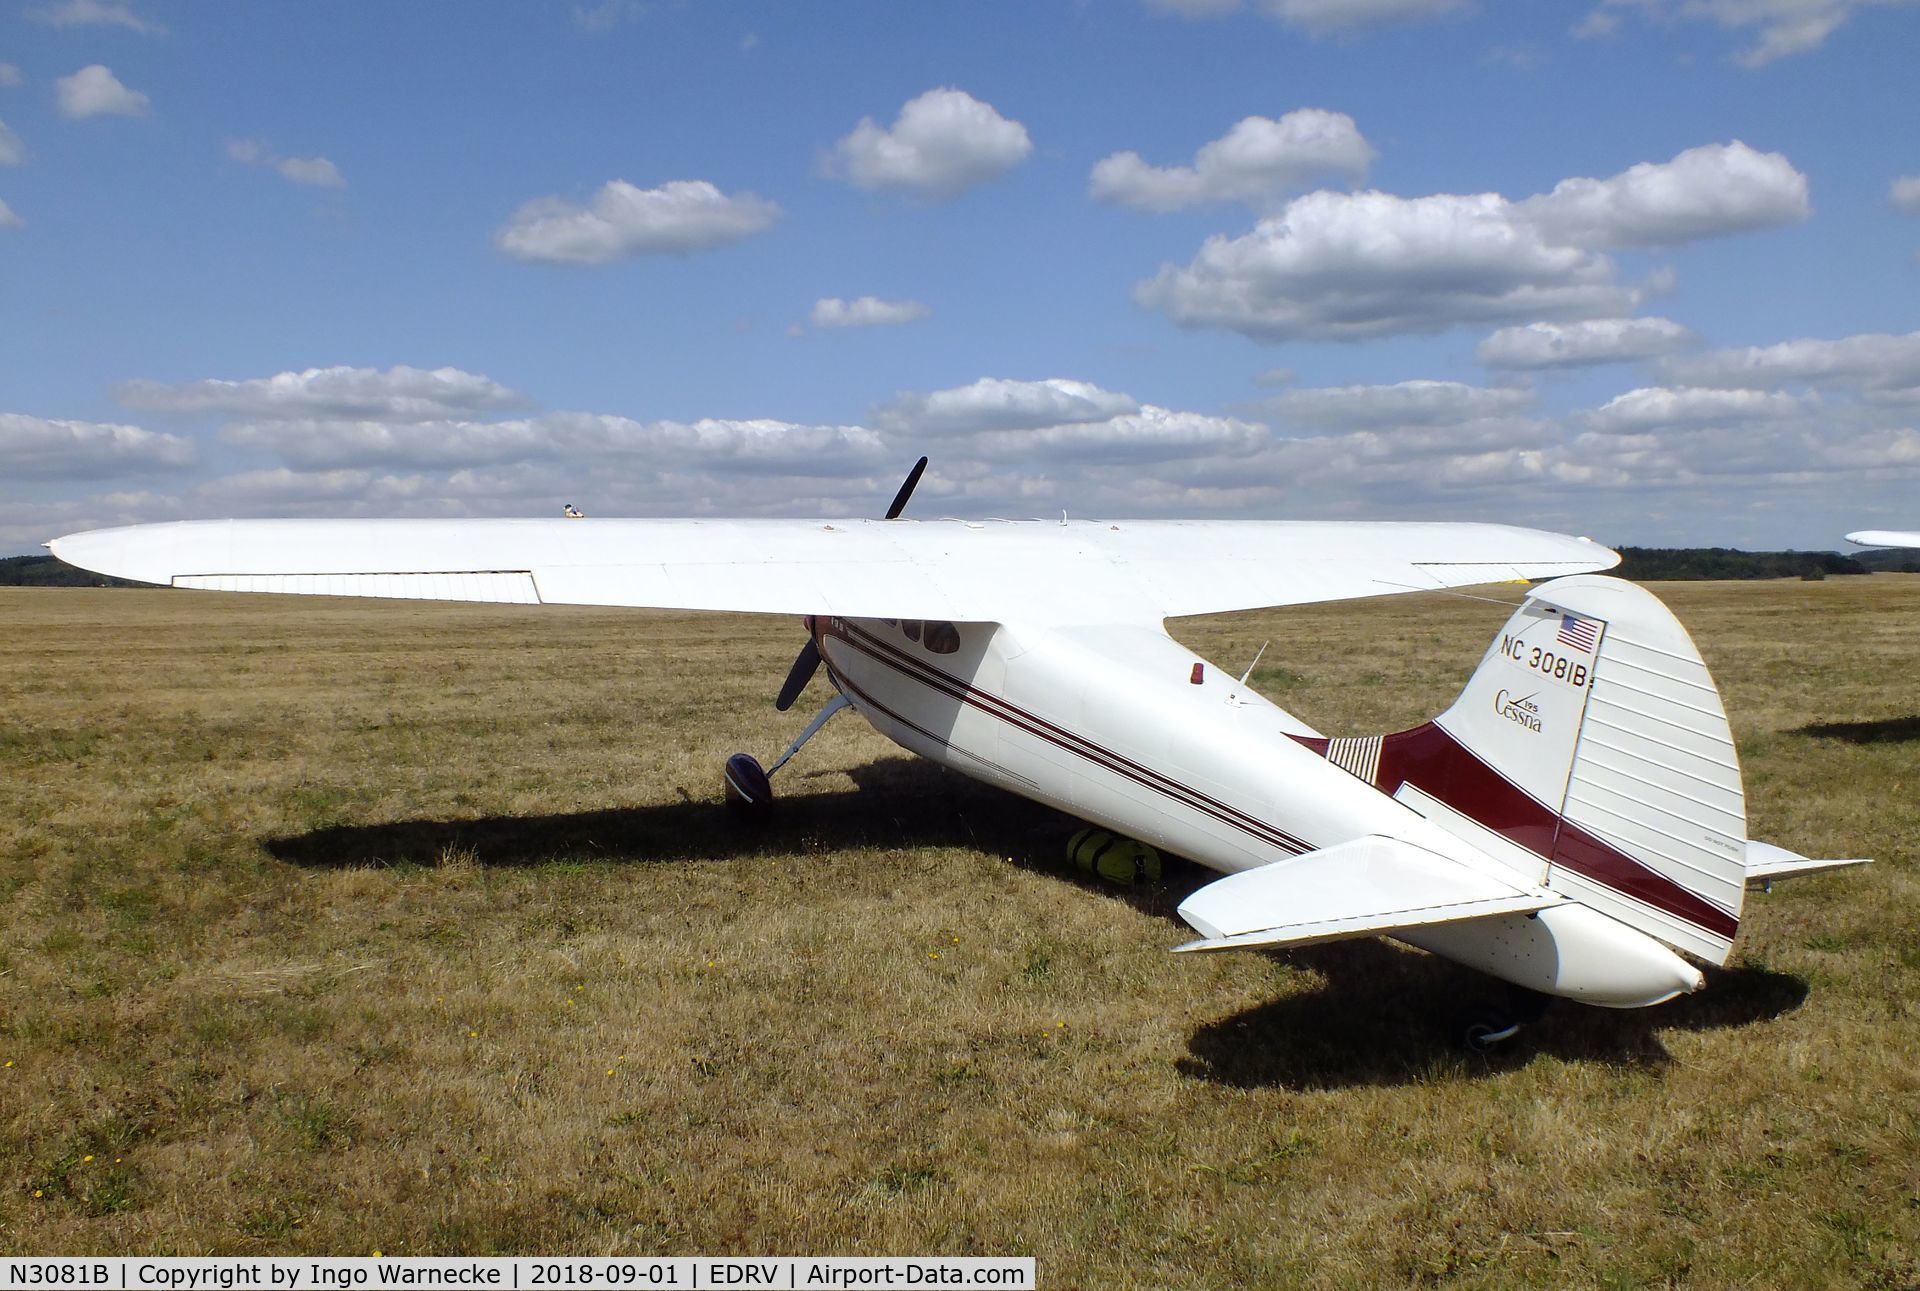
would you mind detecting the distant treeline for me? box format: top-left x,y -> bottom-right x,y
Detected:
1850,547 -> 1920,574
1612,546 -> 1874,580
5,546 -> 1917,590
0,554 -> 144,588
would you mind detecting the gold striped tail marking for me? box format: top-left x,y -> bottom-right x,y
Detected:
1324,736 -> 1383,785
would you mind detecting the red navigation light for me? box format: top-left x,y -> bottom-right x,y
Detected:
1190,662 -> 1204,685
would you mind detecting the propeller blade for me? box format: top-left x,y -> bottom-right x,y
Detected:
775,638 -> 822,712
770,458 -> 919,712
884,455 -> 929,520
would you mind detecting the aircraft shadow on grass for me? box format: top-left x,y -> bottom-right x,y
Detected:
1790,714 -> 1920,745
269,756 -> 1073,872
264,755 -> 1809,1088
1178,948 -> 1808,1092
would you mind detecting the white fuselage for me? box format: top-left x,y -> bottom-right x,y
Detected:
814,614 -> 1706,1008
819,615 -> 1449,874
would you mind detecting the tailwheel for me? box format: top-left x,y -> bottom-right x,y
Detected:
1453,1004 -> 1522,1055
1453,988 -> 1554,1054
723,752 -> 773,819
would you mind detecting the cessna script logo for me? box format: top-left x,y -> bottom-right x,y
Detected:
1493,688 -> 1543,733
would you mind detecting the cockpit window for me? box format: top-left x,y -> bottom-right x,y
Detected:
902,619 -> 922,642
923,621 -> 961,654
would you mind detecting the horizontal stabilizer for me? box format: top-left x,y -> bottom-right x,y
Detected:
1173,835 -> 1562,954
1745,840 -> 1872,885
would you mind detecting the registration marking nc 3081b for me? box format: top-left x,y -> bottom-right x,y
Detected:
1499,633 -> 1591,689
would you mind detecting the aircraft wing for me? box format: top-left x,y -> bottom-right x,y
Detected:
1173,835 -> 1564,953
1845,529 -> 1920,550
49,517 -> 1616,625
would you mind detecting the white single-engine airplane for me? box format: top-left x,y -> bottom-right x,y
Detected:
51,461 -> 1866,1049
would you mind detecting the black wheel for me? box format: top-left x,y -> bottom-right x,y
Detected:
723,753 -> 773,818
1454,1005 -> 1521,1055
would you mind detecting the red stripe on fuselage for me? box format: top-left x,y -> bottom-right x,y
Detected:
817,618 -> 1311,859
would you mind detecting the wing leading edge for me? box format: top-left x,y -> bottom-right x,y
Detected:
50,516 -> 1618,624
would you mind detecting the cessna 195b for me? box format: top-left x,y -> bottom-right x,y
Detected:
51,460 -> 1865,1050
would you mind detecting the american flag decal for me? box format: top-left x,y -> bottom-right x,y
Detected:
1557,612 -> 1599,654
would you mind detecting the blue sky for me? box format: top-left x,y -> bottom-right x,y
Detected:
4,0 -> 1918,554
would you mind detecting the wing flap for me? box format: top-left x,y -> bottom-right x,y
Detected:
175,571 -> 541,603
1173,834 -> 1563,954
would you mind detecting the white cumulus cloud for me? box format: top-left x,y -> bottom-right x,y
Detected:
0,64 -> 21,86
0,118 -> 22,165
275,156 -> 345,188
1145,0 -> 1472,30
225,414 -> 887,477
27,0 -> 161,32
1090,110 -> 1374,212
1586,386 -> 1809,433
1577,0 -> 1901,66
1892,175 -> 1920,216
873,377 -> 1261,465
1,412 -> 194,478
116,365 -> 526,422
827,88 -> 1032,200
0,197 -> 20,229
55,64 -> 149,119
227,139 -> 346,189
1136,189 -> 1635,342
494,178 -> 779,265
876,378 -> 1142,436
1261,0 -> 1472,34
220,419 -> 555,472
1518,141 -> 1809,248
809,297 -> 931,330
1137,142 -> 1808,344
194,467 -> 402,509
1257,380 -> 1534,429
1478,317 -> 1697,369
545,415 -> 886,475
962,406 -> 1267,463
1662,331 -> 1920,393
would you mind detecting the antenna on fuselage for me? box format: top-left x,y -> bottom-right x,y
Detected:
1238,640 -> 1269,686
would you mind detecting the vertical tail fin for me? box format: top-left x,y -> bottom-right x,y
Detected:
1299,575 -> 1746,963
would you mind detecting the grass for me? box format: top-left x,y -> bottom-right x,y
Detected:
1,577 -> 1916,1285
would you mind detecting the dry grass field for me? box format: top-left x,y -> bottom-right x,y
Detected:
2,576 -> 1916,1286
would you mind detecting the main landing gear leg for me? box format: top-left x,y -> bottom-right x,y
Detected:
1453,985 -> 1555,1055
724,694 -> 852,818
